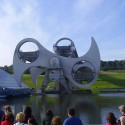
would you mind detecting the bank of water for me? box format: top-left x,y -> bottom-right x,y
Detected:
0,93 -> 125,125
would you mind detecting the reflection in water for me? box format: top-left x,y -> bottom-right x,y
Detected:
0,94 -> 124,125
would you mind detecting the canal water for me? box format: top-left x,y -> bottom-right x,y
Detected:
0,93 -> 125,125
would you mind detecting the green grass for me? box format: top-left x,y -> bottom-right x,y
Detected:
22,74 -> 42,89
22,70 -> 125,90
92,71 -> 125,89
22,74 -> 55,89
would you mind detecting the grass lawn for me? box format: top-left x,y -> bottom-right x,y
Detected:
92,70 -> 125,89
22,74 -> 55,89
22,70 -> 125,90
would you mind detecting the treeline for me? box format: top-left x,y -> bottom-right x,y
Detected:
0,65 -> 30,74
0,65 -> 13,74
0,60 -> 125,74
101,60 -> 125,71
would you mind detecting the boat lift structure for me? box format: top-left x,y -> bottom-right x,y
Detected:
13,37 -> 100,94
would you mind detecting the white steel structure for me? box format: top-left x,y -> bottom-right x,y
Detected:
13,37 -> 100,93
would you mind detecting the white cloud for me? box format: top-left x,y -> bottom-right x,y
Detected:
0,0 -> 51,66
74,0 -> 104,16
0,0 -> 125,66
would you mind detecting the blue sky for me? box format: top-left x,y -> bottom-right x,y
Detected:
0,0 -> 125,66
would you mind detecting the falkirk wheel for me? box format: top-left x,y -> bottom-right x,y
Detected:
13,37 -> 100,93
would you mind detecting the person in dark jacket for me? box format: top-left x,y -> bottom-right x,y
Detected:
0,106 -> 5,124
24,106 -> 34,124
28,117 -> 38,125
43,109 -> 54,125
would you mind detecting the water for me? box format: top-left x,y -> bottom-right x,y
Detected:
0,93 -> 125,125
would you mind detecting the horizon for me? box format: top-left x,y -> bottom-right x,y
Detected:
1,59 -> 125,67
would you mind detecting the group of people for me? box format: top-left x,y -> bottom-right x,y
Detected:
3,105 -> 125,125
2,104 -> 125,125
43,108 -> 83,125
0,105 -> 38,125
0,105 -> 125,125
42,104 -> 125,125
106,105 -> 125,125
0,105 -> 83,125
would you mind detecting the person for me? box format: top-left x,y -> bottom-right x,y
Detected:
51,116 -> 61,125
14,112 -> 28,125
106,112 -> 118,125
0,106 -> 5,123
63,107 -> 83,125
119,105 -> 125,125
1,105 -> 13,122
24,106 -> 34,123
43,109 -> 54,125
1,112 -> 14,125
28,117 -> 38,125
